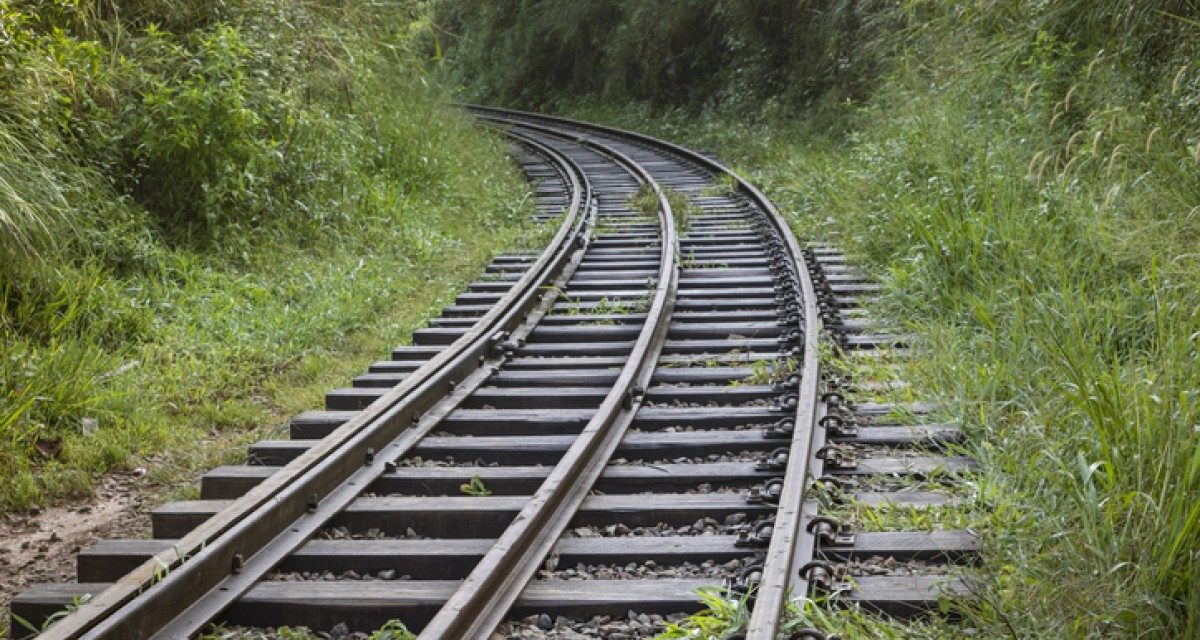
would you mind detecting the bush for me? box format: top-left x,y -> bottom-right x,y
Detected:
129,24 -> 282,238
0,0 -> 535,512
436,0 -> 904,112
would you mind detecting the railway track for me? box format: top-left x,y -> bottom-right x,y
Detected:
12,110 -> 978,639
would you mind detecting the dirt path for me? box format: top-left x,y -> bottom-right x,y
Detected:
0,471 -> 153,636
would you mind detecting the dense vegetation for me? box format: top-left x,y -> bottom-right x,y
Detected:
439,0 -> 895,114
442,1 -> 1200,638
0,0 -> 535,513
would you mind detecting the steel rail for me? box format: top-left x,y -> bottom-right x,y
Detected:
417,116 -> 680,640
39,132 -> 594,640
147,129 -> 599,639
467,106 -> 826,639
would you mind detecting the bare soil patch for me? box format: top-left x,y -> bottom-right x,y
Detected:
1,470 -> 153,635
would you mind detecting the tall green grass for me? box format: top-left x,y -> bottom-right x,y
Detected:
0,1 -> 535,511
442,1 -> 1200,637
817,48 -> 1200,636
0,125 -> 71,268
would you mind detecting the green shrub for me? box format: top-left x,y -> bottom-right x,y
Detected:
129,24 -> 281,239
436,0 -> 905,112
0,0 -> 536,512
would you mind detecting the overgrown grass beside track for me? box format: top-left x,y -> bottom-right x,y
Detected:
443,1 -> 1200,637
0,1 -> 535,513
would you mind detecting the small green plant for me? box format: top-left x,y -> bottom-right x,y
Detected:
659,587 -> 959,639
13,593 -> 92,635
629,184 -> 697,234
821,493 -> 985,533
520,215 -> 561,251
735,357 -> 798,386
630,279 -> 658,313
153,556 -> 171,584
629,184 -> 660,218
562,298 -> 584,315
662,188 -> 695,235
594,214 -> 631,235
549,285 -> 589,317
655,587 -> 751,638
699,174 -> 739,198
460,474 -> 492,497
368,620 -> 417,640
593,296 -> 632,316
781,596 -> 961,639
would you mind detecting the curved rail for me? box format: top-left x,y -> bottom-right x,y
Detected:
468,106 -> 826,639
418,115 -> 680,640
30,107 -> 823,639
40,130 -> 596,640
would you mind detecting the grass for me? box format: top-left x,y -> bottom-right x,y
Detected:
731,358 -> 797,387
698,174 -> 740,198
0,1 -> 538,512
11,594 -> 92,638
653,587 -> 964,640
630,184 -> 698,235
818,494 -> 988,534
663,188 -> 698,235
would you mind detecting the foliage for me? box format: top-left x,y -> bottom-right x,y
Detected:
654,587 -> 750,639
0,0 -> 534,511
735,357 -> 796,387
459,474 -> 492,497
12,594 -> 92,635
127,24 -> 282,237
436,0 -> 906,113
655,588 -> 959,639
629,184 -> 697,234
